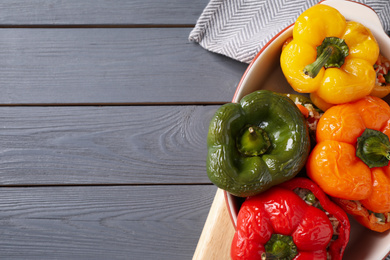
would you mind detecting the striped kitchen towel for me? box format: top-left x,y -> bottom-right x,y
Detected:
189,0 -> 390,64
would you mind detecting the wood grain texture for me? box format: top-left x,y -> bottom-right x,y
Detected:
0,0 -> 209,25
0,185 -> 217,259
0,105 -> 219,185
0,2 -> 242,260
193,188 -> 234,260
0,28 -> 246,105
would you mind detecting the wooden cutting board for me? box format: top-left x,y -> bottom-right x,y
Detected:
193,188 -> 235,260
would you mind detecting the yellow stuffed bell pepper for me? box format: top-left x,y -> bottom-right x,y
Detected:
281,4 -> 379,110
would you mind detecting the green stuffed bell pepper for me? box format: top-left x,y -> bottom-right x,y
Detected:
207,90 -> 310,197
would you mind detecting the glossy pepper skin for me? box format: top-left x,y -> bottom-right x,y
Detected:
206,90 -> 310,197
280,4 -> 379,108
307,96 -> 390,232
231,177 -> 350,260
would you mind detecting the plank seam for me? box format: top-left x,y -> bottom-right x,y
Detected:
0,183 -> 214,188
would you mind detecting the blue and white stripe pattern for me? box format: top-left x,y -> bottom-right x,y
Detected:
189,0 -> 390,64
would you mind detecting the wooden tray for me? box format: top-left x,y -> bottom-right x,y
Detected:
193,189 -> 234,260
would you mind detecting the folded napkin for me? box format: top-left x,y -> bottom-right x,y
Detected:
189,0 -> 390,64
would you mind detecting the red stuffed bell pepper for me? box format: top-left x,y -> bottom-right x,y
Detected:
231,178 -> 350,260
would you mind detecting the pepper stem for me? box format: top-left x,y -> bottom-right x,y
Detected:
356,128 -> 390,168
236,125 -> 271,157
264,234 -> 298,260
303,37 -> 349,78
304,46 -> 333,78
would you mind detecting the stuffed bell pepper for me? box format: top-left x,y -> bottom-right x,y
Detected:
207,90 -> 310,197
371,53 -> 390,98
231,177 -> 350,260
280,4 -> 379,111
307,95 -> 390,232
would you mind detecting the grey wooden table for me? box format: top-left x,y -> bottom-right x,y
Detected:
0,1 -> 248,259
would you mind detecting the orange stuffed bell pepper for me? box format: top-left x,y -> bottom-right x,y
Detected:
280,4 -> 379,111
307,96 -> 390,232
